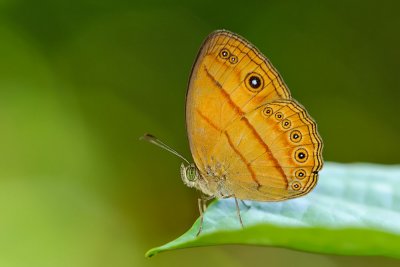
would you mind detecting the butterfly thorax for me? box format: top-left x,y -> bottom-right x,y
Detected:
180,163 -> 232,198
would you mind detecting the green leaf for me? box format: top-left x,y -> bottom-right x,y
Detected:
146,162 -> 400,258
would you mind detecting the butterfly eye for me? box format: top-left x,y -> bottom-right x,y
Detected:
245,72 -> 264,92
185,165 -> 198,181
295,169 -> 307,179
290,130 -> 302,143
294,148 -> 308,163
229,55 -> 238,64
282,119 -> 291,129
291,181 -> 302,191
220,49 -> 230,59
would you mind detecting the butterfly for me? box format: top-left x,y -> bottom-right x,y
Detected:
142,29 -> 323,235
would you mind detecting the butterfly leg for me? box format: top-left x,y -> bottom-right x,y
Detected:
196,195 -> 214,236
196,198 -> 204,236
222,195 -> 245,228
234,197 -> 244,229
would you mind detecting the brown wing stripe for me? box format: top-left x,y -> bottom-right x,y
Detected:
196,108 -> 261,188
203,66 -> 288,188
203,66 -> 245,116
240,116 -> 288,188
224,131 -> 261,188
196,108 -> 221,132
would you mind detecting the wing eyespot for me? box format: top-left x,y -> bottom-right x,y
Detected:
219,48 -> 230,59
229,55 -> 238,64
290,130 -> 302,143
295,169 -> 307,180
282,119 -> 291,129
294,148 -> 308,163
275,112 -> 284,121
245,72 -> 264,92
262,106 -> 273,117
291,181 -> 302,191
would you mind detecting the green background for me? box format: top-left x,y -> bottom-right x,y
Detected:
0,0 -> 399,266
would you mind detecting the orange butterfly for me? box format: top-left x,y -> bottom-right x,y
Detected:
142,30 -> 323,235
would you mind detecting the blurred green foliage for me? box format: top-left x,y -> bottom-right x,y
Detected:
0,0 -> 399,266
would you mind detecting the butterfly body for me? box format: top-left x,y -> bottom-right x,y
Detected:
184,30 -> 323,202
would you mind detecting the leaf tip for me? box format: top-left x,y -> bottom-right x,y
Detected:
145,248 -> 159,258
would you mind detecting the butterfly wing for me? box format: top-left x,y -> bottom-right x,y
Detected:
186,30 -> 291,169
186,30 -> 323,200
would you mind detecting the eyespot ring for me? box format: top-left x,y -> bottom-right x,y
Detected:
219,48 -> 230,59
245,72 -> 264,92
295,169 -> 307,180
291,181 -> 302,191
275,112 -> 284,121
290,130 -> 302,143
282,119 -> 291,129
229,55 -> 238,64
262,106 -> 273,117
294,148 -> 308,163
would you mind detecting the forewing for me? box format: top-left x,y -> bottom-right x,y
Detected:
186,30 -> 291,172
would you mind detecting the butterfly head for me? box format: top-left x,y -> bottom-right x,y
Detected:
180,163 -> 200,188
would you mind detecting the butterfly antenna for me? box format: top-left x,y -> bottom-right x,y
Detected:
140,133 -> 190,164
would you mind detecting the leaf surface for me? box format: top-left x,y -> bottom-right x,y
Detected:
146,162 -> 400,259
